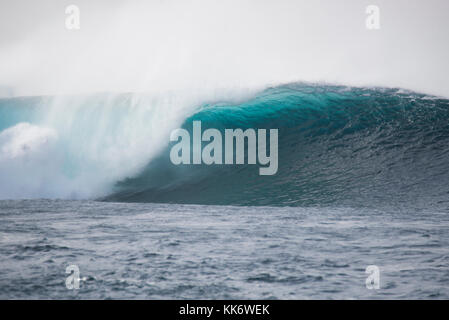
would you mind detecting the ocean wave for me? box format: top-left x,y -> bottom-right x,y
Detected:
1,83 -> 449,208
107,83 -> 449,209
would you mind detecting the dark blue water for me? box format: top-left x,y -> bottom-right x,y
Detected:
0,200 -> 448,299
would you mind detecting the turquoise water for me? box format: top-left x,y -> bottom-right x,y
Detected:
110,84 -> 449,210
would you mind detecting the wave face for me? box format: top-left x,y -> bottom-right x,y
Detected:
1,83 -> 449,208
107,84 -> 449,209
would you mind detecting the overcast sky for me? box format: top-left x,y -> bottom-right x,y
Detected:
0,0 -> 448,97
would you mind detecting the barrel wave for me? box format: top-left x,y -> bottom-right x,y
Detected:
107,84 -> 449,210
1,83 -> 449,209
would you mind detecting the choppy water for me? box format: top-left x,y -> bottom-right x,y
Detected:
0,199 -> 447,299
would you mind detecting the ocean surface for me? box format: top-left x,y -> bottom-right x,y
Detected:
0,200 -> 448,299
0,83 -> 448,299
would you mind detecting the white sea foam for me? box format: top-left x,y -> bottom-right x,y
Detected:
0,88 -> 256,199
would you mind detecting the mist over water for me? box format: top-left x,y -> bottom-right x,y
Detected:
0,0 -> 448,97
0,90 -> 254,199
